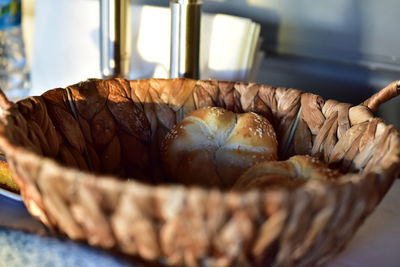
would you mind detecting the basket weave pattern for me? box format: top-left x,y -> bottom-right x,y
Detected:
0,78 -> 399,266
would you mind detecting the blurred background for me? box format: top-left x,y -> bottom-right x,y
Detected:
21,0 -> 400,127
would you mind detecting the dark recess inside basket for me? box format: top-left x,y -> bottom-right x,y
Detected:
17,96 -> 290,188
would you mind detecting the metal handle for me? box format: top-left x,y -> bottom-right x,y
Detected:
170,0 -> 202,79
100,0 -> 131,78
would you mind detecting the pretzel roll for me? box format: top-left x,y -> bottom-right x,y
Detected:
161,107 -> 278,188
233,155 -> 342,190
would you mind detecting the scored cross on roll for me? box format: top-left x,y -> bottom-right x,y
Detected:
161,107 -> 279,188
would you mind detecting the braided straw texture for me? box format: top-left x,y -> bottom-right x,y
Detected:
0,78 -> 399,267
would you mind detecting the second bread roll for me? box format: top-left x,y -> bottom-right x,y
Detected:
161,107 -> 278,188
233,155 -> 342,191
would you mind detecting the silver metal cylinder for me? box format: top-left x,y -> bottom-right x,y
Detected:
170,0 -> 202,79
100,0 -> 131,78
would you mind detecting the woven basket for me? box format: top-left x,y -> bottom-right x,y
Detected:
0,78 -> 399,267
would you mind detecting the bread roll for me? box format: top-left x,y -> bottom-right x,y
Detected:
0,154 -> 19,193
161,107 -> 278,188
233,155 -> 341,190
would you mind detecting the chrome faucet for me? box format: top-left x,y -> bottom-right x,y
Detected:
100,0 -> 131,78
170,0 -> 202,79
99,0 -> 202,79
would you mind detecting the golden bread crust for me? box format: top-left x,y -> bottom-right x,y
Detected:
0,156 -> 19,193
161,107 -> 278,188
233,155 -> 342,190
